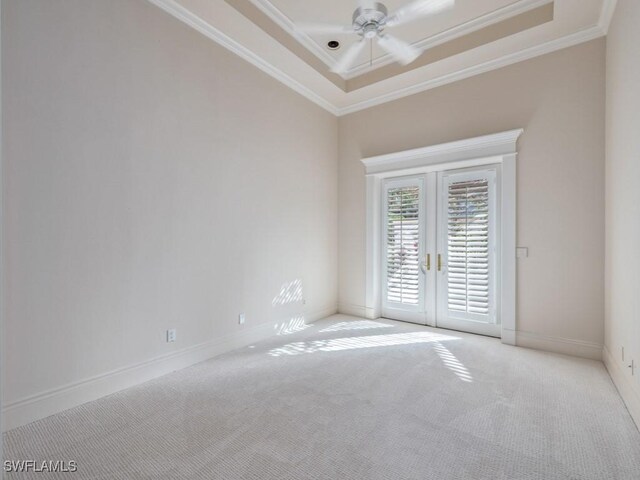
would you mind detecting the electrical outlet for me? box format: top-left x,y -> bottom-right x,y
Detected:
166,329 -> 177,343
238,313 -> 245,325
516,247 -> 529,258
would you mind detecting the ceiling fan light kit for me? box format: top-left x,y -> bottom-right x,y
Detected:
297,0 -> 455,74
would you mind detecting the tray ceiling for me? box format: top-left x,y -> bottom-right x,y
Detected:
251,0 -> 545,78
148,0 -> 617,115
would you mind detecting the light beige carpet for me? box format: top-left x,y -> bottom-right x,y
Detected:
4,315 -> 640,479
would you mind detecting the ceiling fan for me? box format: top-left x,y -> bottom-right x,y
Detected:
296,0 -> 455,74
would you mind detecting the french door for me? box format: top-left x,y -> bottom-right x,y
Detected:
381,167 -> 500,337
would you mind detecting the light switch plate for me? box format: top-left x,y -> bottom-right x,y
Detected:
516,247 -> 529,258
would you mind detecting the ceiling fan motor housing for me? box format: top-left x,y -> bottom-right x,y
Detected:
353,2 -> 388,38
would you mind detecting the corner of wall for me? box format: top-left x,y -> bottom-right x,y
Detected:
603,345 -> 640,428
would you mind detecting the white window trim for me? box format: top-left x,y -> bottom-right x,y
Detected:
361,129 -> 523,345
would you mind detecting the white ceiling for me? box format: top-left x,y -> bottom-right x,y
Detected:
256,0 -> 534,77
148,0 -> 617,115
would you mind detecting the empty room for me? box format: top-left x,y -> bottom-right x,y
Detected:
1,0 -> 639,478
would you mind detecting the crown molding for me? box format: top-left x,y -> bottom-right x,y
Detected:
147,0 -> 340,115
336,25 -> 605,116
248,0 -> 337,69
598,0 -> 618,34
147,0 -> 609,118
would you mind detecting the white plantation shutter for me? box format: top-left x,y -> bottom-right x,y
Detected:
447,178 -> 491,316
385,184 -> 421,305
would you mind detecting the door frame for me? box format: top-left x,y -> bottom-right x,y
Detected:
362,130 -> 522,345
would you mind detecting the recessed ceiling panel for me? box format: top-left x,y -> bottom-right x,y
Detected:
256,0 -> 543,74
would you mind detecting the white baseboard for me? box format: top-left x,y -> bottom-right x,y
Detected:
307,304 -> 339,323
501,328 -> 516,346
515,330 -> 603,360
337,303 -> 367,318
336,307 -> 602,361
2,305 -> 337,432
603,345 -> 640,429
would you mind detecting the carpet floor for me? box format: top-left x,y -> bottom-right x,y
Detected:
4,314 -> 640,479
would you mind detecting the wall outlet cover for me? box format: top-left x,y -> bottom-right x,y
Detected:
166,329 -> 177,343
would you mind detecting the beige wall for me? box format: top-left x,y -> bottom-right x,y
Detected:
0,0 -> 617,430
604,0 -> 640,422
2,0 -> 337,416
338,39 -> 606,355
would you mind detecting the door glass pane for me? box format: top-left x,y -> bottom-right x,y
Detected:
447,179 -> 490,316
386,186 -> 420,305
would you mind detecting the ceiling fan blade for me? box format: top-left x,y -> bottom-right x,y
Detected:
296,22 -> 354,34
331,39 -> 367,74
377,34 -> 421,65
386,0 -> 455,27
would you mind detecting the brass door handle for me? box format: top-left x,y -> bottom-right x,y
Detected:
426,254 -> 431,271
438,254 -> 443,272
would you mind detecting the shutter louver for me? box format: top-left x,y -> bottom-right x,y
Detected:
447,179 -> 490,316
386,186 -> 420,305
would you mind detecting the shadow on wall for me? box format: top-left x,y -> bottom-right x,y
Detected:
272,280 -> 308,335
274,315 -> 310,336
272,280 -> 303,306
